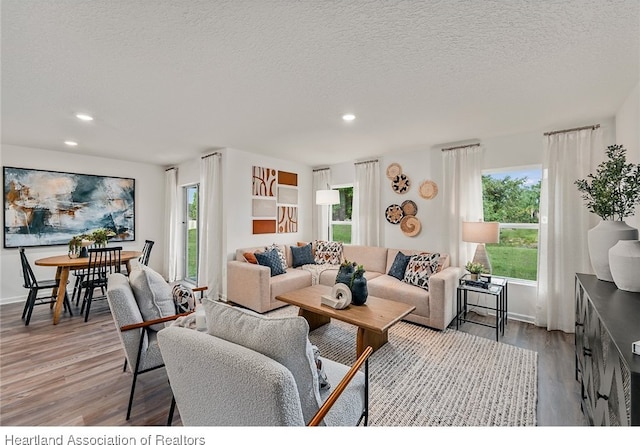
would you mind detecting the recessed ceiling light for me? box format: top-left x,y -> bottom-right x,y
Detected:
342,113 -> 356,122
64,140 -> 78,146
75,113 -> 94,121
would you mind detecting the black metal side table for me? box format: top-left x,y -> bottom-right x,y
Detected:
455,274 -> 508,341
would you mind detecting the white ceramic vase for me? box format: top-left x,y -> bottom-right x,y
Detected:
587,221 -> 638,282
609,240 -> 640,292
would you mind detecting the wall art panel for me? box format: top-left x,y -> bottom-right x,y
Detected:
3,167 -> 135,247
278,206 -> 298,233
253,219 -> 277,234
252,198 -> 277,217
277,186 -> 298,205
252,166 -> 277,197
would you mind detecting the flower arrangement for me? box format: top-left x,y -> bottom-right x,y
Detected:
68,228 -> 116,256
90,228 -> 116,247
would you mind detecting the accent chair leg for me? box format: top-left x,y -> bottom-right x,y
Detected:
167,396 -> 176,426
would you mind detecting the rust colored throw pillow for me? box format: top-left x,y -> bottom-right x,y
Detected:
243,252 -> 258,264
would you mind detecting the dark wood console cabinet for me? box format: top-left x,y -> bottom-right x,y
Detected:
575,273 -> 640,426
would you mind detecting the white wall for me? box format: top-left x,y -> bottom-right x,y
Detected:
1,144 -> 165,304
174,147 -> 312,299
615,81 -> 640,232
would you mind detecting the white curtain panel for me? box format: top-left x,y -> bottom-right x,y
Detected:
442,145 -> 484,268
353,160 -> 381,246
163,167 -> 179,282
313,169 -> 331,241
198,153 -> 223,300
535,128 -> 600,332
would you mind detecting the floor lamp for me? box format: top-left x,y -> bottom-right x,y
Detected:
316,189 -> 340,241
462,221 -> 500,274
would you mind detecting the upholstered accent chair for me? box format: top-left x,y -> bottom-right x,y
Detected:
159,300 -> 371,426
106,272 -> 190,420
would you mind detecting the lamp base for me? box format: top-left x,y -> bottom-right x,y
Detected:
472,243 -> 492,275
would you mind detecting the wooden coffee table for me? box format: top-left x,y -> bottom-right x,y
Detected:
276,285 -> 415,356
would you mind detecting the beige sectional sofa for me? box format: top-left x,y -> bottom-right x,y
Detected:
226,243 -> 463,331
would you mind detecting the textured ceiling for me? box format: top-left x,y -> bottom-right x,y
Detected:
2,0 -> 639,167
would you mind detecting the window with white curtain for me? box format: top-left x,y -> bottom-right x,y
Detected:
482,166 -> 541,282
183,184 -> 199,283
331,185 -> 353,243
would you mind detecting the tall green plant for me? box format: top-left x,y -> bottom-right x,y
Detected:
574,145 -> 640,221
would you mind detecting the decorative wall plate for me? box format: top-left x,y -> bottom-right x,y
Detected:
400,215 -> 421,237
419,180 -> 438,200
401,200 -> 417,216
385,204 -> 404,224
386,163 -> 402,180
391,174 -> 411,194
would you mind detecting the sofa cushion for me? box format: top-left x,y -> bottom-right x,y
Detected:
129,265 -> 177,330
314,240 -> 343,265
403,253 -> 441,290
255,249 -> 286,276
342,245 -> 388,274
203,299 -> 322,425
270,268 -> 313,297
388,251 -> 412,280
290,243 -> 315,268
367,274 -> 430,317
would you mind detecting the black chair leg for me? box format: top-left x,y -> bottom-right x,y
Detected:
123,358 -> 128,372
126,371 -> 139,420
167,396 -> 176,426
83,288 -> 94,322
63,293 -> 74,316
24,290 -> 37,326
72,276 -> 83,306
22,290 -> 34,320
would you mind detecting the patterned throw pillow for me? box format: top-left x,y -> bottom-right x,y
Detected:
314,240 -> 343,265
255,249 -> 286,276
172,283 -> 196,313
388,251 -> 412,281
267,243 -> 288,271
403,253 -> 441,290
291,243 -> 315,268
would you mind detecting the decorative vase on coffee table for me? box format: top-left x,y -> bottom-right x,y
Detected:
608,240 -> 640,292
587,221 -> 638,282
351,275 -> 368,306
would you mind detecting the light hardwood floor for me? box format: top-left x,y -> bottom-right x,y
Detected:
0,297 -> 585,426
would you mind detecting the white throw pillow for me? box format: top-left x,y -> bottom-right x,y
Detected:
129,265 -> 176,330
203,299 -> 322,425
403,252 -> 441,290
314,240 -> 343,265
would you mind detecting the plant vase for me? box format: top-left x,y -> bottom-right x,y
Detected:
587,221 -> 638,281
351,274 -> 368,306
608,240 -> 640,292
335,262 -> 355,287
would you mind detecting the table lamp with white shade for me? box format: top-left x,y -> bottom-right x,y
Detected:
316,189 -> 340,241
462,221 -> 500,274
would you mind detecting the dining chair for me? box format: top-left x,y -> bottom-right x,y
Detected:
140,240 -> 154,266
19,247 -> 73,326
80,246 -> 122,322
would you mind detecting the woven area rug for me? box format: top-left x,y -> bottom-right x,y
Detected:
269,306 -> 538,426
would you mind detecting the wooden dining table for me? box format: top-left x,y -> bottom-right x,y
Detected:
35,250 -> 142,325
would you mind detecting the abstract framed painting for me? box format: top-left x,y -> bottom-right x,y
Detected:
3,167 -> 135,248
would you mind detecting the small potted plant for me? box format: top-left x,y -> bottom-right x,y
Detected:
465,262 -> 485,281
91,228 -> 116,248
68,236 -> 83,258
